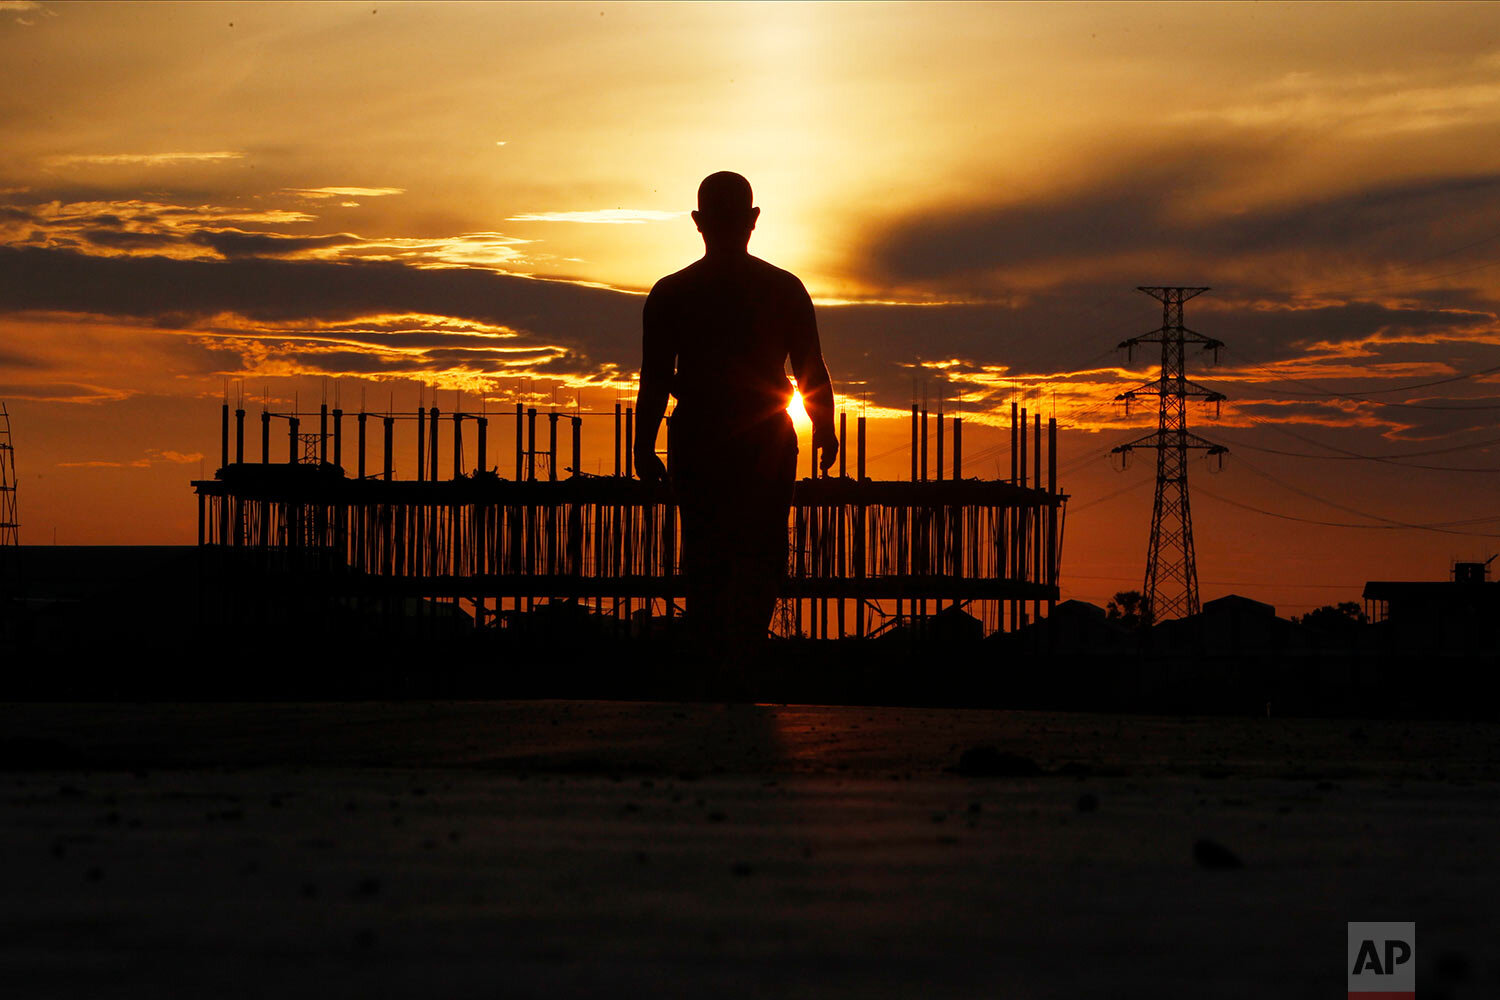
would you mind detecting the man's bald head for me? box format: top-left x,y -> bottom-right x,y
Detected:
693,171 -> 759,244
698,171 -> 753,217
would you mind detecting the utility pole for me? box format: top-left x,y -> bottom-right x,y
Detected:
1111,287 -> 1227,623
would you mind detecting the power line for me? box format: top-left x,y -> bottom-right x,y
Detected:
1217,353 -> 1500,398
1195,483 -> 1500,538
1066,571 -> 1368,589
1221,439 -> 1500,472
1230,450 -> 1500,526
1276,221 -> 1500,300
1209,424 -> 1500,472
1197,454 -> 1500,536
1325,254 -> 1500,298
1353,229 -> 1500,279
1211,347 -> 1500,411
1065,474 -> 1151,513
1207,402 -> 1500,465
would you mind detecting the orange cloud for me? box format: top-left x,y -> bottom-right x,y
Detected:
43,152 -> 244,167
507,210 -> 686,225
150,449 -> 203,464
286,187 -> 405,199
0,381 -> 134,404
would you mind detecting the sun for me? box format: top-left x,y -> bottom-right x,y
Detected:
787,388 -> 813,433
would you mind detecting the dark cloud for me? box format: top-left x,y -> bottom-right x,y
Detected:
0,245 -> 641,372
205,328 -> 518,351
0,347 -> 51,370
188,229 -> 361,258
2,244 -> 1495,427
66,213 -> 138,228
873,174 -> 1177,282
419,346 -> 560,363
1202,300 -> 1496,363
216,343 -> 595,381
870,167 -> 1500,288
1227,400 -> 1368,424
1216,175 -> 1500,259
817,287 -> 1493,399
81,228 -> 184,250
229,349 -> 418,377
0,382 -> 128,402
1365,397 -> 1500,441
1218,397 -> 1500,448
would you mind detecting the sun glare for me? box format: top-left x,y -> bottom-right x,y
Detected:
787,389 -> 812,432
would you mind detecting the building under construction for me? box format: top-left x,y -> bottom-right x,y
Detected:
193,399 -> 1065,639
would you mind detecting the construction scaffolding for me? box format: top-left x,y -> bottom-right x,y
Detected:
193,400 -> 1065,638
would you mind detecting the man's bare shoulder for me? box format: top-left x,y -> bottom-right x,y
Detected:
747,255 -> 810,297
648,267 -> 687,294
648,256 -> 808,304
645,263 -> 703,305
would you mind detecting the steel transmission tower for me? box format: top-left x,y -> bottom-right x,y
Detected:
1,402 -> 19,618
1110,288 -> 1227,623
0,402 -> 17,550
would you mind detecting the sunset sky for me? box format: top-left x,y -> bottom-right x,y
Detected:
4,1 -> 1500,614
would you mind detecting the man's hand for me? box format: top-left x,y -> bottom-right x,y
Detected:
634,445 -> 667,482
814,427 -> 840,476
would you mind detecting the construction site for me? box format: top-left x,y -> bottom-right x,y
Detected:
10,287 -> 1487,710
191,397 -> 1066,643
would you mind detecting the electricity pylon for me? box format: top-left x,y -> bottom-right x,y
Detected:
0,402 -> 18,550
1111,288 -> 1227,623
771,597 -> 798,639
1,402 -> 19,617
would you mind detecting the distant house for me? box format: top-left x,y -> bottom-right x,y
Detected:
1053,599 -> 1109,623
1148,593 -> 1309,659
1202,593 -> 1275,617
1198,594 -> 1279,653
1001,599 -> 1127,654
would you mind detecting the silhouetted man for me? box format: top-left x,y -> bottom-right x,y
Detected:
634,171 -> 837,665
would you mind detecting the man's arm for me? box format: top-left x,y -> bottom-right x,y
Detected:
633,285 -> 672,481
786,277 -> 839,472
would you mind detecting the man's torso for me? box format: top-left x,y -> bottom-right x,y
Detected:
648,254 -> 805,436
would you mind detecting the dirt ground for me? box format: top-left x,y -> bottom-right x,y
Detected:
1,700 -> 1496,998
